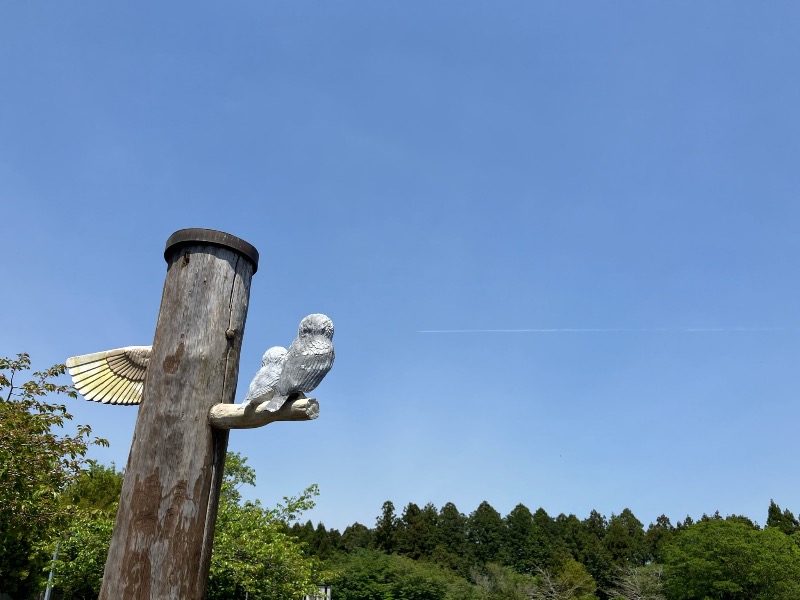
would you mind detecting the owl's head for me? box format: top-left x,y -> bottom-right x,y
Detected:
298,313 -> 334,339
261,346 -> 287,366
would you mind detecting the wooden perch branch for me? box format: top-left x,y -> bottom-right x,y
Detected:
208,393 -> 319,430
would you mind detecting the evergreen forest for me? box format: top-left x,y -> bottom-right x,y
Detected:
291,496 -> 800,600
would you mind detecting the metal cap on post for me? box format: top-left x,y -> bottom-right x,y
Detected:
165,228 -> 260,273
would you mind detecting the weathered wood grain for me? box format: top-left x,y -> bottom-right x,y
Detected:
208,392 -> 320,429
99,237 -> 255,600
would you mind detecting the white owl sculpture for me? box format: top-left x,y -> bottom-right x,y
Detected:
243,346 -> 288,408
66,314 -> 335,412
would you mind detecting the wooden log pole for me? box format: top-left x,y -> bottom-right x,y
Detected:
99,229 -> 259,600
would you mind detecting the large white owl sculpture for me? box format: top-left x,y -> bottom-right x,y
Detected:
247,313 -> 336,412
66,314 -> 335,412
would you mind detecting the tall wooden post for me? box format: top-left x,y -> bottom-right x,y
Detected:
99,229 -> 259,600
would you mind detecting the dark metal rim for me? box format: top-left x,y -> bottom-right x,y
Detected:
164,228 -> 260,273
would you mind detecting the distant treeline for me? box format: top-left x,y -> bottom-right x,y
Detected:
290,499 -> 800,600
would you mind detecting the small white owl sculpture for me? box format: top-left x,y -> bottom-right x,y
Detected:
243,346 -> 287,408
66,314 -> 335,412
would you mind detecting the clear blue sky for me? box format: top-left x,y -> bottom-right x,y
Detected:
2,2 -> 799,532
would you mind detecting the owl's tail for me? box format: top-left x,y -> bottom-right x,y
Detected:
260,394 -> 289,413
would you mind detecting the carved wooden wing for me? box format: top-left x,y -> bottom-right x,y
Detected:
66,346 -> 151,405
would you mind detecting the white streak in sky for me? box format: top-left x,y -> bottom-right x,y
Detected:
417,327 -> 787,333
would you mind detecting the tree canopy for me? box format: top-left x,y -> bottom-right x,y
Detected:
0,354 -> 107,597
48,453 -> 328,600
663,518 -> 800,600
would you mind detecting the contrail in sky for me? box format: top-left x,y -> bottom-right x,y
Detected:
417,327 -> 787,333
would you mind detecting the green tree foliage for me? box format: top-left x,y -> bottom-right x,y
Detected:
603,509 -> 646,567
62,462 -> 124,514
529,558 -> 599,600
432,502 -> 469,575
328,527 -> 343,553
310,522 -> 337,560
341,522 -> 373,552
575,512 -> 614,597
467,501 -> 505,566
313,499 -> 800,600
206,453 -> 328,600
375,500 -> 399,554
766,499 -> 799,536
583,511 -> 607,542
722,514 -> 758,529
607,564 -> 665,600
555,512 -> 611,576
292,519 -> 317,546
51,514 -> 115,599
49,464 -> 124,599
529,508 -> 562,570
643,515 -> 673,564
554,514 -> 585,560
331,548 -> 480,600
503,503 -> 538,574
663,518 -> 800,600
48,452 -> 325,600
472,562 -> 537,600
0,354 -> 108,597
397,502 -> 423,558
397,502 -> 440,560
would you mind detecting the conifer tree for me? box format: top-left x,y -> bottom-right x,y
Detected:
375,500 -> 399,554
468,501 -> 505,565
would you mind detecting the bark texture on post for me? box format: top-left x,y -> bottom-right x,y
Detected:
99,229 -> 258,600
